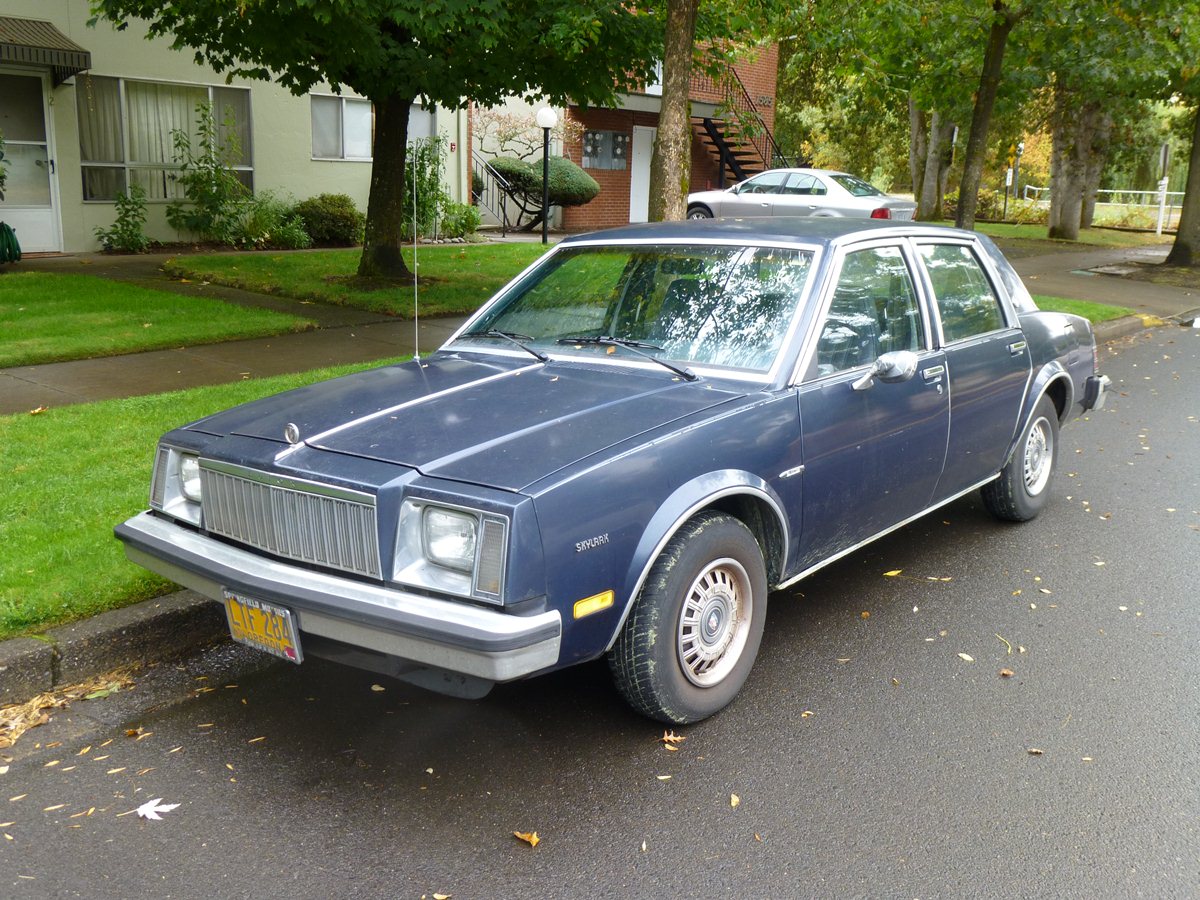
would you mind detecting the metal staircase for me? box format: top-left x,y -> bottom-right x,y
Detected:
689,69 -> 795,187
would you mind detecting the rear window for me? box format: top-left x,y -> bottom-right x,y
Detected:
830,174 -> 883,197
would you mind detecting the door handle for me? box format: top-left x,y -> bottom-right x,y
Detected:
1008,340 -> 1027,355
921,364 -> 945,382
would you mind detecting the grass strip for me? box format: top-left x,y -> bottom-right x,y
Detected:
0,358 -> 405,640
0,272 -> 315,368
1032,294 -> 1136,323
977,221 -> 1170,249
164,243 -> 548,317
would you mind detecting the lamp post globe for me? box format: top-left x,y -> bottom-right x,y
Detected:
536,108 -> 558,244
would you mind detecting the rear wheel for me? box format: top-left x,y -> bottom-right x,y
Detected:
982,394 -> 1059,522
687,205 -> 713,219
608,512 -> 767,723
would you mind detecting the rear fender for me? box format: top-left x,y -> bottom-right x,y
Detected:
1002,362 -> 1073,466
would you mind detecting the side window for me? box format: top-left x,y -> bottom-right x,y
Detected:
783,173 -> 821,196
739,171 -> 789,194
813,245 -> 922,377
919,244 -> 1006,342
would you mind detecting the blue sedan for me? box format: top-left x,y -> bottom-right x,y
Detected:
116,218 -> 1108,723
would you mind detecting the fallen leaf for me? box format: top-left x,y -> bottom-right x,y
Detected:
800,710 -> 814,718
370,684 -> 386,692
29,406 -> 48,415
730,793 -> 741,808
660,731 -> 686,746
43,804 -> 66,812
957,653 -> 975,663
125,727 -> 146,738
433,894 -> 452,900
891,678 -> 900,686
860,611 -> 870,619
513,830 -> 540,848
755,833 -> 763,842
1027,748 -> 1044,756
664,744 -> 678,752
247,736 -> 266,744
883,569 -> 903,577
656,775 -> 672,781
135,798 -> 181,821
106,768 -> 126,775
999,668 -> 1015,678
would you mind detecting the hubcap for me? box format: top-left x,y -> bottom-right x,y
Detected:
677,558 -> 753,687
1023,416 -> 1054,495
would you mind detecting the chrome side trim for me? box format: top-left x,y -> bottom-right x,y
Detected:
116,512 -> 561,682
776,474 -> 1000,591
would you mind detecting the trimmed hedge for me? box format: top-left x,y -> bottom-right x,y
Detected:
489,156 -> 600,207
294,193 -> 366,246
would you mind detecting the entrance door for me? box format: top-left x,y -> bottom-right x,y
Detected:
0,71 -> 61,252
629,125 -> 656,223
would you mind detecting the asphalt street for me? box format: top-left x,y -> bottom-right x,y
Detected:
2,326 -> 1197,899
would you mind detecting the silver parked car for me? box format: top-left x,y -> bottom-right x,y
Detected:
687,168 -> 917,221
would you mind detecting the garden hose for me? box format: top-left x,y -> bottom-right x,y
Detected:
0,221 -> 21,263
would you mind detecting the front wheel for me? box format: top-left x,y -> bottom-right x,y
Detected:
687,205 -> 713,219
608,512 -> 767,723
982,394 -> 1059,522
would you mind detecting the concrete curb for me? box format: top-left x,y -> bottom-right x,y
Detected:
1094,315 -> 1159,344
0,590 -> 226,706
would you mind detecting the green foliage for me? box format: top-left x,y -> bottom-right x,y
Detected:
94,185 -> 152,253
403,137 -> 450,240
440,201 -> 482,238
166,101 -> 250,244
232,192 -> 313,250
294,193 -> 365,246
489,155 -> 600,226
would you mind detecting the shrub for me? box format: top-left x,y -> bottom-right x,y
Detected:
294,193 -> 365,246
942,188 -> 1006,222
488,155 -> 600,229
166,101 -> 249,244
403,136 -> 450,240
440,201 -> 482,238
94,185 -> 151,253
231,192 -> 312,250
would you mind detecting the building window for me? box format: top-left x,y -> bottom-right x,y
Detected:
582,131 -> 629,171
311,95 -> 374,160
76,75 -> 252,202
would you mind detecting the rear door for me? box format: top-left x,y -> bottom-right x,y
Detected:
793,240 -> 950,570
915,241 -> 1031,501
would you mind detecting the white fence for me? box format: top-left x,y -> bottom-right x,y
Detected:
1022,184 -> 1183,232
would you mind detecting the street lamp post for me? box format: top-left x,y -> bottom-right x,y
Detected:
536,107 -> 558,244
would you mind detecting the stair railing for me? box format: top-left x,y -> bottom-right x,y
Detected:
471,150 -> 514,235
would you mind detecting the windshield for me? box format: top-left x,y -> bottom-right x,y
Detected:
830,174 -> 883,197
463,244 -> 815,373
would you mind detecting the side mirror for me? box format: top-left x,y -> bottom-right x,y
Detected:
851,350 -> 919,392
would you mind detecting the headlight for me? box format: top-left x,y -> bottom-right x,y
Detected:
394,500 -> 509,603
179,454 -> 203,502
149,444 -> 203,525
423,507 -> 477,573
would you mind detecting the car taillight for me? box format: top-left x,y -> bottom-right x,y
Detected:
870,208 -> 891,219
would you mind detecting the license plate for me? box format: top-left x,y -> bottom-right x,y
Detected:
222,591 -> 303,663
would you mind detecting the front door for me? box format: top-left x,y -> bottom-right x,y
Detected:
629,125 -> 656,223
0,71 -> 61,252
794,242 -> 950,570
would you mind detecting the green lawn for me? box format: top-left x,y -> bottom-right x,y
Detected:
1032,294 -> 1137,323
0,272 -> 315,368
977,221 -> 1170,249
164,243 -> 549,317
0,358 -> 403,640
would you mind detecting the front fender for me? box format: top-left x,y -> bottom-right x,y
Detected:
603,469 -> 788,651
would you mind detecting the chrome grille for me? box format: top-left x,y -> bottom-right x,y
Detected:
201,462 -> 381,578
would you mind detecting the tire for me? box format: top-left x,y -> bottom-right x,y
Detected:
687,205 -> 713,219
608,511 -> 768,723
982,394 -> 1059,522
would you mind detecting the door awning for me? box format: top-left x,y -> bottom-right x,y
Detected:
0,17 -> 91,86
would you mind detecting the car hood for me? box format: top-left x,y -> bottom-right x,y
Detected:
186,353 -> 747,492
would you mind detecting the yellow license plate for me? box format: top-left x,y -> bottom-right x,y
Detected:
222,591 -> 303,663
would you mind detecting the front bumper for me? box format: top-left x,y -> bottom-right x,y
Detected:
115,511 -> 561,682
1084,374 -> 1111,411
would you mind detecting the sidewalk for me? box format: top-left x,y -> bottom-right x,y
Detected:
1,234 -> 1198,706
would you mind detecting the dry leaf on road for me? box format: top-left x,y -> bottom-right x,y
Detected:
730,793 -> 741,808
513,830 -> 540,848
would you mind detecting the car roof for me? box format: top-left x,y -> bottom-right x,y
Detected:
559,217 -> 978,248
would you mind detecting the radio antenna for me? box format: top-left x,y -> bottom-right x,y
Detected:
411,140 -> 420,360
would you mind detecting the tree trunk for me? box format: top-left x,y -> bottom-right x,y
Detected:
648,0 -> 698,222
920,111 -> 955,220
1166,107 -> 1200,267
1079,105 -> 1112,229
1048,82 -> 1090,241
955,2 -> 1020,230
909,97 -> 928,210
358,93 -> 415,280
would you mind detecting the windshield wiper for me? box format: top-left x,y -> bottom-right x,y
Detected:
556,336 -> 698,382
458,329 -> 549,362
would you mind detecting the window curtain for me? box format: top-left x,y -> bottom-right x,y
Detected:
76,75 -> 125,200
311,96 -> 342,158
125,81 -> 205,199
